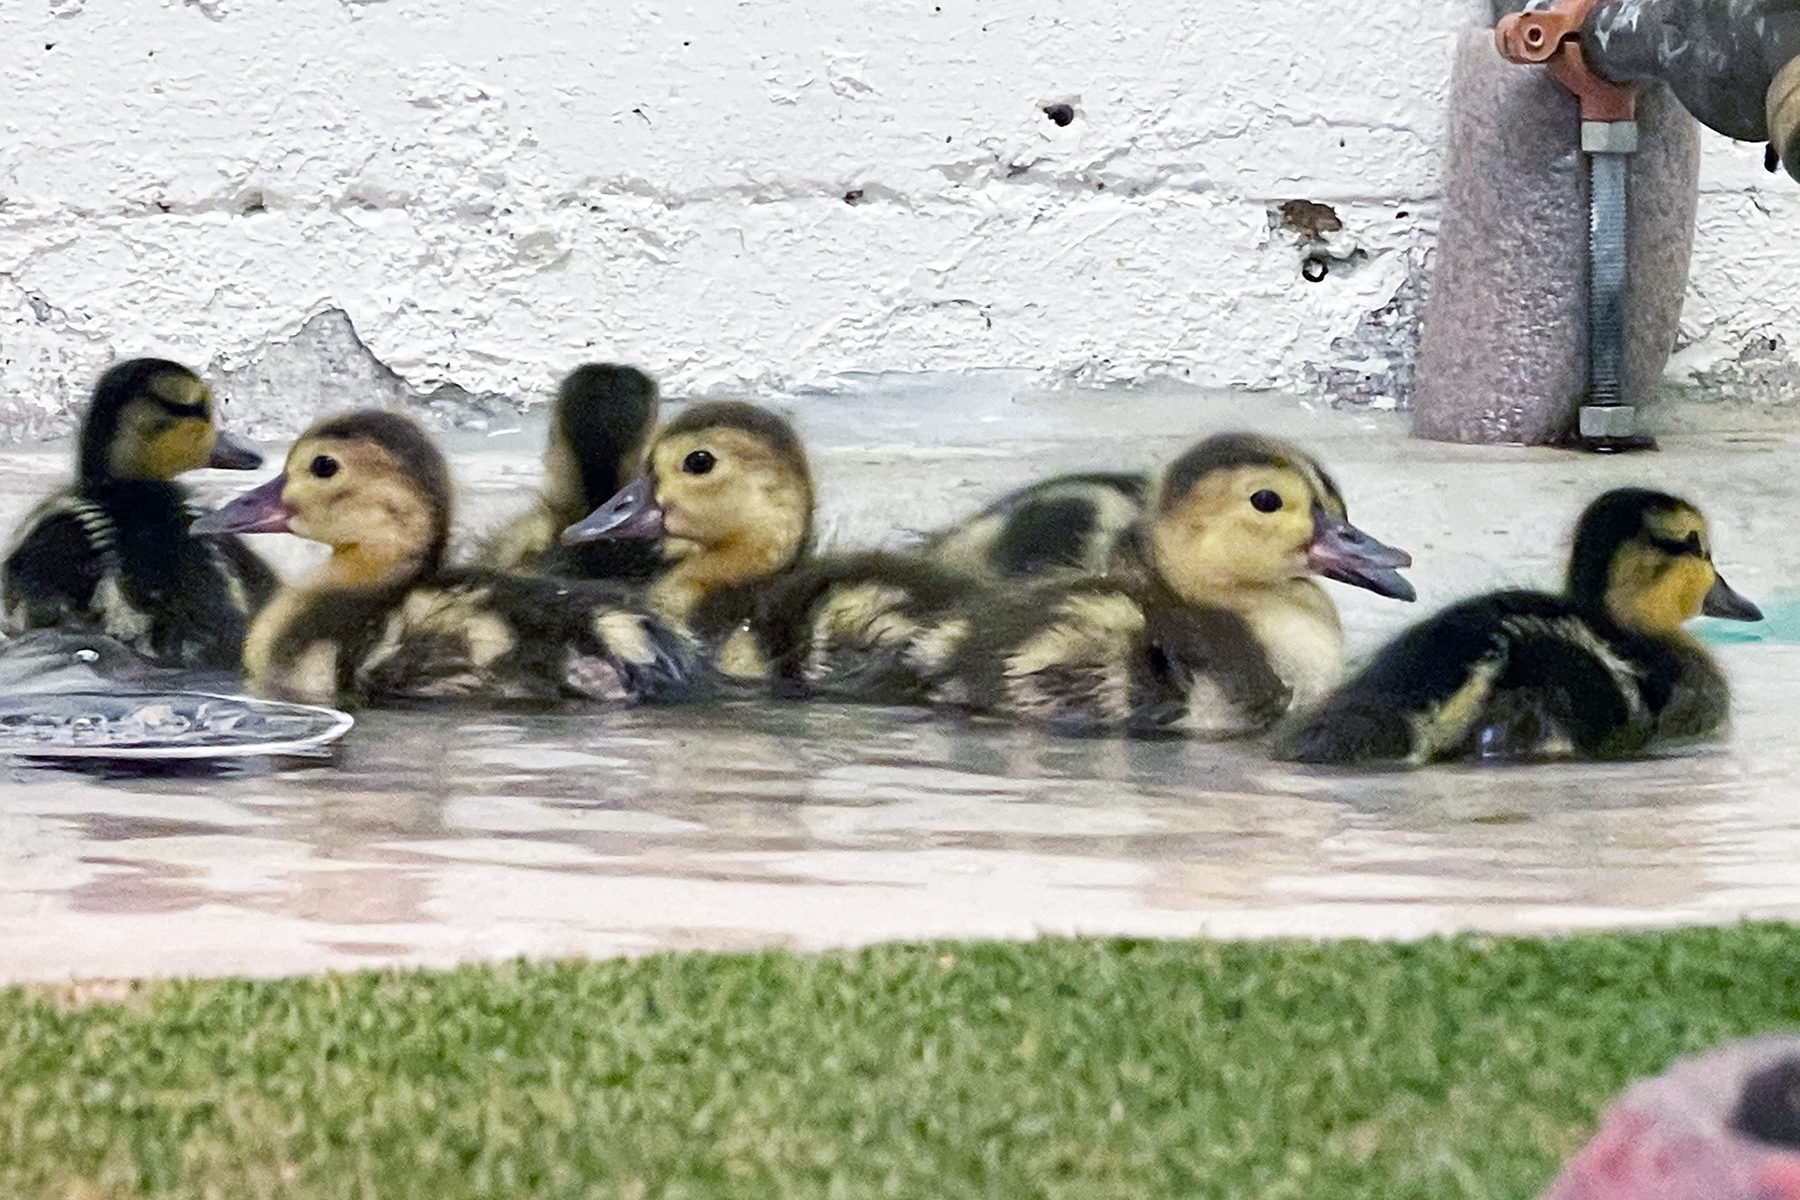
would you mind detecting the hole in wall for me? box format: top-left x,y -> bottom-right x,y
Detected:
1043,103 -> 1075,127
1278,200 -> 1342,238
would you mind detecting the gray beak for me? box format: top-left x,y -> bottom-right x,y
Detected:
1306,506 -> 1416,601
205,429 -> 263,471
1702,572 -> 1763,621
191,474 -> 291,535
561,475 -> 665,544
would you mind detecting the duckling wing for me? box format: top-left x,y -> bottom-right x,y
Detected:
354,570 -> 694,706
922,473 -> 1149,579
8,494 -> 274,672
741,553 -> 983,704
941,585 -> 1143,734
3,506 -> 108,630
1283,592 -> 1654,765
941,580 -> 1280,738
1281,599 -> 1514,765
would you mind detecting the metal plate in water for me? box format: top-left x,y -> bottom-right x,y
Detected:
0,692 -> 354,760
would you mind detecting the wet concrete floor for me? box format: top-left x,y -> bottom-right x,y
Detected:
2,382 -> 1798,980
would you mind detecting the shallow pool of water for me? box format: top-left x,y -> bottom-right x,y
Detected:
0,640 -> 1794,981
3,386 -> 1798,981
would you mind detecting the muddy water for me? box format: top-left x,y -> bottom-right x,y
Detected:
3,386 -> 1799,981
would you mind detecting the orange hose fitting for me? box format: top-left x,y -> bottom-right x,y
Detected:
1495,0 -> 1638,122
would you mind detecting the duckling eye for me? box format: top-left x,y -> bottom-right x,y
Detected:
682,449 -> 716,476
1250,489 -> 1283,513
309,455 -> 340,479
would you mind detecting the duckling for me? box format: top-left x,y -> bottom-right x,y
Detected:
1283,487 -> 1763,766
932,433 -> 1416,735
474,362 -> 662,579
2,358 -> 274,670
562,400 -> 986,704
191,409 -> 691,709
923,472 -> 1149,578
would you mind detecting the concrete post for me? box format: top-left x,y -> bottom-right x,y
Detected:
1411,26 -> 1699,445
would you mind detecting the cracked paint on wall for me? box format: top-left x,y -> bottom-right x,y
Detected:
0,0 -> 1792,440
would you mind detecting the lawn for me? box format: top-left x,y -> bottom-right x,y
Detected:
5,924 -> 1799,1200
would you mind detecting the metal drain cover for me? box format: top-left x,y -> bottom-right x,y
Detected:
0,691 -> 353,760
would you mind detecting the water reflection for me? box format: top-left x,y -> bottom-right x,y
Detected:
0,645 -> 1794,981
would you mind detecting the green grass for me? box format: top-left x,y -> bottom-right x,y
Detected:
4,926 -> 1799,1200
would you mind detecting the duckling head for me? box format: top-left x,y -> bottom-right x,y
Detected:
562,400 -> 813,586
541,363 -> 660,524
1568,487 -> 1762,636
194,409 -> 452,589
79,358 -> 262,485
1146,433 -> 1415,604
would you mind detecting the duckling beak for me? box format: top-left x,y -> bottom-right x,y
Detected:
191,474 -> 292,535
1307,506 -> 1416,601
204,430 -> 263,471
1703,572 -> 1763,621
561,475 -> 665,544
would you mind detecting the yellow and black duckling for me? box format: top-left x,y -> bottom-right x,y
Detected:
192,409 -> 691,708
923,471 -> 1149,578
562,400 -> 985,703
1283,487 -> 1763,766
2,357 -> 274,670
932,433 -> 1417,736
474,362 -> 663,579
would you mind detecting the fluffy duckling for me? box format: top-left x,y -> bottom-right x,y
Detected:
2,358 -> 274,670
1284,487 -> 1762,766
563,401 -> 984,703
933,433 -> 1416,735
923,472 -> 1148,578
192,409 -> 690,708
474,362 -> 662,579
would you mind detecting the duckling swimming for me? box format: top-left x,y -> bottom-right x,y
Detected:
2,358 -> 274,670
193,409 -> 690,708
563,400 -> 985,703
1284,487 -> 1762,766
474,362 -> 662,579
933,433 -> 1415,735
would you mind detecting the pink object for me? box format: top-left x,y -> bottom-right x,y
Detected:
1538,1036 -> 1800,1200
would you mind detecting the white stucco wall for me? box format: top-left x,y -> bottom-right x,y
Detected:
0,0 -> 1795,438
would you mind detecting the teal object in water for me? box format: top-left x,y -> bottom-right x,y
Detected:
1696,590 -> 1800,645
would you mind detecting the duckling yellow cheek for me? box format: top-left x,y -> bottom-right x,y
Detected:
1612,554 -> 1713,633
143,420 -> 216,478
1224,508 -> 1311,578
1660,560 -> 1717,625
